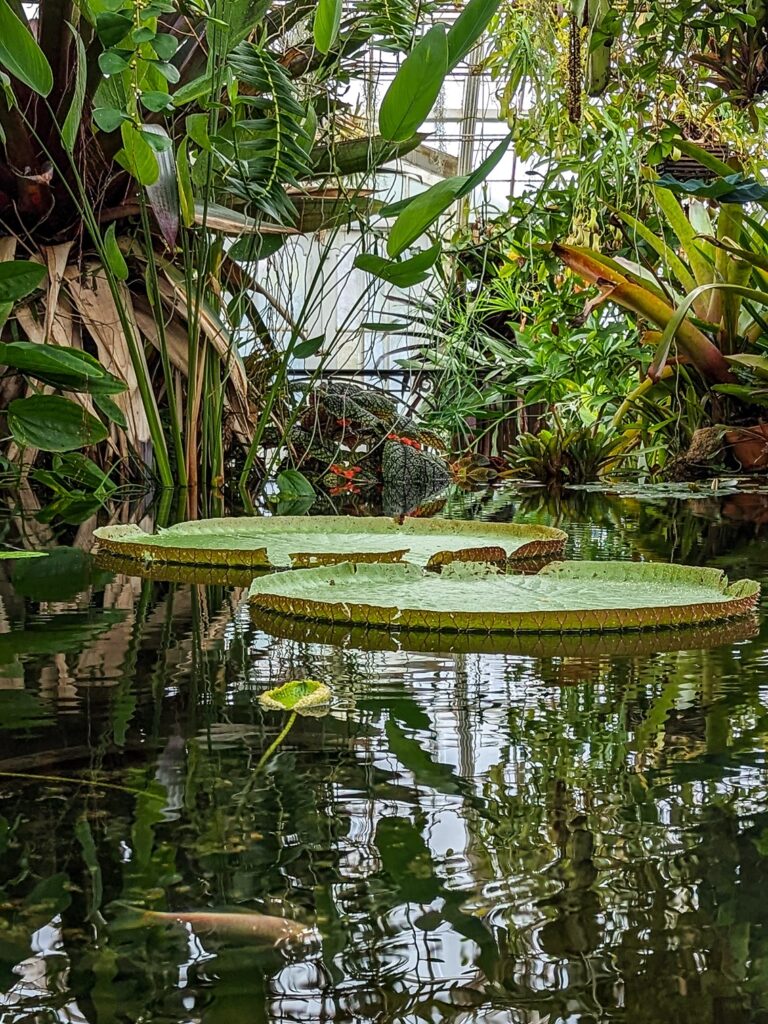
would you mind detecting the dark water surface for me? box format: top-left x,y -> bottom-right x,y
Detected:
1,486 -> 768,1023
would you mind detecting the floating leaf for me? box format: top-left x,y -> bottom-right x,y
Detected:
93,516 -> 567,569
0,550 -> 46,560
248,560 -> 760,633
259,679 -> 331,716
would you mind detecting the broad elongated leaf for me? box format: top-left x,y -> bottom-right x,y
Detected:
355,243 -> 441,287
310,134 -> 426,176
8,395 -> 109,452
650,282 -> 768,380
313,0 -> 342,54
103,224 -> 128,281
387,134 -> 511,256
655,173 -> 768,204
379,25 -> 448,142
446,0 -> 502,67
0,550 -> 46,559
553,242 -> 733,383
612,208 -> 696,295
118,122 -> 159,186
61,24 -> 86,153
194,202 -> 296,235
0,0 -> 52,95
0,341 -> 127,394
387,177 -> 467,258
94,516 -> 567,569
144,125 -> 179,248
248,560 -> 760,633
726,353 -> 768,379
0,261 -> 46,302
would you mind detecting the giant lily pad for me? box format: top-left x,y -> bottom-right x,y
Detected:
93,516 -> 567,570
248,560 -> 759,633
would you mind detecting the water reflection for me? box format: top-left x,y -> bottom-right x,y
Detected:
0,487 -> 766,1021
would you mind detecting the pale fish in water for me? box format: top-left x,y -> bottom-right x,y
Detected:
141,909 -> 311,947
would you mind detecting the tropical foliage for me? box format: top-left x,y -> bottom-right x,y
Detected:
0,0 -> 501,507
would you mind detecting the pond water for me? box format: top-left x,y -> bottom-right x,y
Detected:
1,485 -> 768,1023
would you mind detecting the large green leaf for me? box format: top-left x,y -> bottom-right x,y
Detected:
387,177 -> 467,258
379,24 -> 448,142
313,0 -> 342,54
94,516 -> 567,569
117,122 -> 159,186
0,0 -> 52,95
0,261 -> 46,302
655,172 -> 768,204
355,243 -> 441,287
248,560 -> 760,633
0,341 -> 127,394
310,134 -> 426,176
61,24 -> 86,153
386,134 -> 511,257
8,395 -> 110,452
446,0 -> 502,68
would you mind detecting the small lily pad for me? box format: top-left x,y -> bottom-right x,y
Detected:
248,560 -> 760,634
93,516 -> 567,569
259,679 -> 332,716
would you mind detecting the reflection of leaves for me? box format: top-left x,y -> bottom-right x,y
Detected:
375,816 -> 441,903
385,719 -> 464,796
12,547 -> 113,601
0,611 -> 123,665
0,690 -> 53,730
76,818 -> 103,918
374,816 -> 496,968
24,872 -> 71,922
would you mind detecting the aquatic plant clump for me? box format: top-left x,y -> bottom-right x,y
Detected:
93,517 -> 567,569
248,560 -> 760,634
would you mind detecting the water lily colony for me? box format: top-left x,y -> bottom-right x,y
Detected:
1,0 -> 768,510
